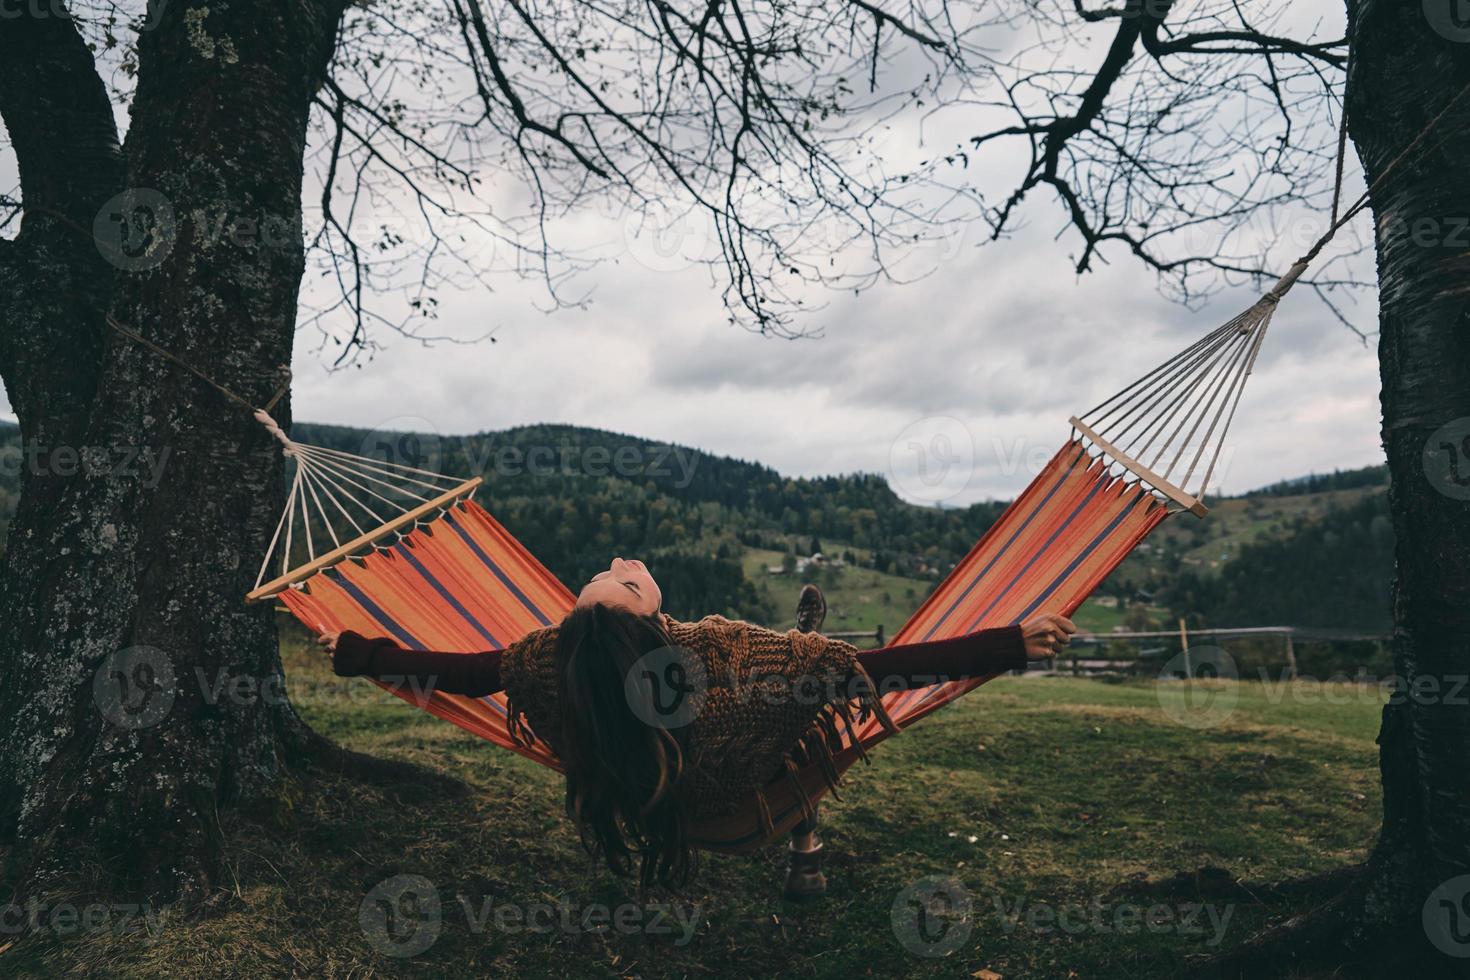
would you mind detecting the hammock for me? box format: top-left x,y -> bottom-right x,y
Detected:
245,259 -> 1304,853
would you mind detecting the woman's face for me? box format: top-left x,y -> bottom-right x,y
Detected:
576,557 -> 662,616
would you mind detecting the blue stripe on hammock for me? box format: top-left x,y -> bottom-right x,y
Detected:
899,493 -> 1140,717
443,511 -> 554,627
330,569 -> 424,649
392,541 -> 503,649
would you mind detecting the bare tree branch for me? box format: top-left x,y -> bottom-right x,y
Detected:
2,0 -> 1370,360
956,0 -> 1364,322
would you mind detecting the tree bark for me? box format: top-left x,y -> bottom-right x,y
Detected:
1350,0 -> 1470,944
0,0 -> 347,901
1203,4 -> 1470,972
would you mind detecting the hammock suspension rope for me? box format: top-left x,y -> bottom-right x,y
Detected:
247,409 -> 483,602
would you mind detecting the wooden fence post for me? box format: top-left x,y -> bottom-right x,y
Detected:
1179,618 -> 1191,678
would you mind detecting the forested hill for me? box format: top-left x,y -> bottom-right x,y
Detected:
1244,466 -> 1389,497
288,420 -> 1009,617
1168,492 -> 1395,631
0,417 -> 1393,626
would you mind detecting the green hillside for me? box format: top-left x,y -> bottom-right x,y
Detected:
0,418 -> 1393,634
1167,492 -> 1395,631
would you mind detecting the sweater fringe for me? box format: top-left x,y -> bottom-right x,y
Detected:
754,788 -> 775,840
761,659 -> 903,836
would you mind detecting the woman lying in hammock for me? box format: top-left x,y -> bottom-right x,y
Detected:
317,557 -> 1074,898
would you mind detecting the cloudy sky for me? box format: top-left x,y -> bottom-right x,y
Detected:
284,220 -> 1380,506
1,1 -> 1377,507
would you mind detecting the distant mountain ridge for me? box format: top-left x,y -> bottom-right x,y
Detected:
1242,465 -> 1388,498
0,414 -> 1390,502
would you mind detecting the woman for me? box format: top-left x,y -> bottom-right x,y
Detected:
318,557 -> 1074,897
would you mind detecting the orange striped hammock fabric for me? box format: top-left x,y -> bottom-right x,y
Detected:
276,438 -> 1168,854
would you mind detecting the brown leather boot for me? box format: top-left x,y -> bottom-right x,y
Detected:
783,843 -> 827,901
795,584 -> 826,634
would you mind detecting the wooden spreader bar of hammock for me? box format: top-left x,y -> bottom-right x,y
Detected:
1069,416 -> 1209,518
245,476 -> 483,602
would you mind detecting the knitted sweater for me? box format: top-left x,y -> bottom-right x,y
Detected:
333,614 -> 1026,831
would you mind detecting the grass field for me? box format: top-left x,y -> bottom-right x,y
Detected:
9,621 -> 1387,979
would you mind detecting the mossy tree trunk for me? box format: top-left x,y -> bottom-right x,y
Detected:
0,1 -> 347,901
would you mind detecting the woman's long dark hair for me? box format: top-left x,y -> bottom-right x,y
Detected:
555,603 -> 696,889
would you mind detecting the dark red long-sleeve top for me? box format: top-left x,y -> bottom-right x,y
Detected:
331,621 -> 1028,695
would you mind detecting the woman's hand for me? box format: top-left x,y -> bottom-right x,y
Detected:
1020,613 -> 1077,661
315,632 -> 340,662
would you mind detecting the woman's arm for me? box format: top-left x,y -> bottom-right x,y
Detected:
321,630 -> 505,697
855,614 -> 1077,691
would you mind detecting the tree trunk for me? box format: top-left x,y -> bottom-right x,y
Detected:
1349,0 -> 1470,949
1206,5 -> 1470,971
0,1 -> 347,902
